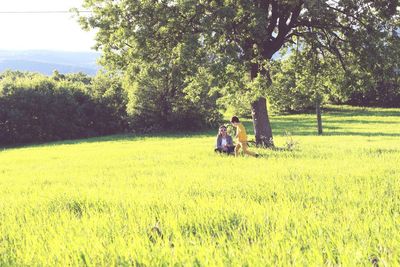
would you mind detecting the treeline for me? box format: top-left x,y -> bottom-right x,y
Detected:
0,70 -> 221,145
267,46 -> 400,114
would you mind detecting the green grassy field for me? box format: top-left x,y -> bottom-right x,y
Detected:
1,105 -> 399,266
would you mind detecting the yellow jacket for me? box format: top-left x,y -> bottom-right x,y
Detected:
236,123 -> 248,142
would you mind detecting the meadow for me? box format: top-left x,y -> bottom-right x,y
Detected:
0,105 -> 399,266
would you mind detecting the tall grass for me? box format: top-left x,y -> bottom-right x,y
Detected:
0,105 -> 399,266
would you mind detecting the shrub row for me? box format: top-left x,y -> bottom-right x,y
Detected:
0,72 -> 127,145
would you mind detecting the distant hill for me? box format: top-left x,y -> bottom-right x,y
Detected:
0,49 -> 286,76
0,50 -> 101,76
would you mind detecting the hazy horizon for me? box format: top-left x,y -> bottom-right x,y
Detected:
0,49 -> 101,75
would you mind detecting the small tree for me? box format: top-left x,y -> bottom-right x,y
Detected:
269,44 -> 338,134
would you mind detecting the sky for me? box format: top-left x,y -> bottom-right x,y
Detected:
0,0 -> 96,51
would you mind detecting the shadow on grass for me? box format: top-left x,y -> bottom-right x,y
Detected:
0,129 -> 217,151
269,117 -> 400,137
326,106 -> 400,117
322,132 -> 400,137
326,119 -> 399,124
244,106 -> 400,137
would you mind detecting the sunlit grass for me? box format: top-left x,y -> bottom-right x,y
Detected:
0,105 -> 399,266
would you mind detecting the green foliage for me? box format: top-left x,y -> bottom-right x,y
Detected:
270,35 -> 400,110
339,36 -> 400,107
0,71 -> 127,145
210,63 -> 271,117
90,72 -> 129,130
1,106 -> 400,265
295,0 -> 400,107
125,63 -> 222,132
268,47 -> 338,113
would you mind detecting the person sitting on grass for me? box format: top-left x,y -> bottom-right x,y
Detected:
230,116 -> 259,157
214,125 -> 235,155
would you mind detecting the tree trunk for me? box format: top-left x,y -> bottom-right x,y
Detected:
316,101 -> 323,135
251,97 -> 274,147
249,63 -> 274,147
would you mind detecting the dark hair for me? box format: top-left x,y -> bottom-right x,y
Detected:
217,125 -> 227,136
230,116 -> 239,123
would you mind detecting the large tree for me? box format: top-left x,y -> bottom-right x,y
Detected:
77,0 -> 399,146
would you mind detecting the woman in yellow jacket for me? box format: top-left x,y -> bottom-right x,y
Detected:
230,116 -> 259,157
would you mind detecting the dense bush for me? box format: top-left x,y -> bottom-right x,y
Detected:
125,64 -> 222,133
345,81 -> 400,108
0,71 -> 128,145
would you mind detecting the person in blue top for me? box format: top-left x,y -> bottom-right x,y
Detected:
214,125 -> 234,155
